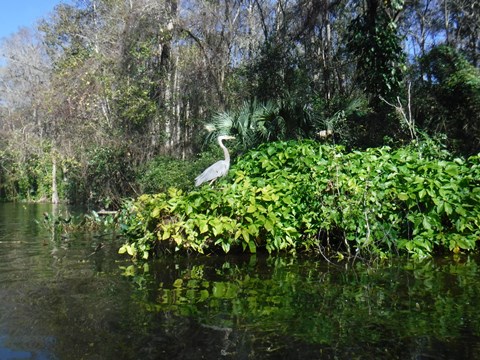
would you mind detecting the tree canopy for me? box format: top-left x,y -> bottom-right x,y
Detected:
0,0 -> 479,205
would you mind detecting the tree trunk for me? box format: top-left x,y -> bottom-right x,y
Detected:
51,156 -> 59,204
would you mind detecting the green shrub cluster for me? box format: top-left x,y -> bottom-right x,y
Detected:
0,143 -> 60,202
137,150 -> 223,194
119,140 -> 480,259
66,146 -> 137,208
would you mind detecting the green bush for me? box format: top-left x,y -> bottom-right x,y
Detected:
119,140 -> 480,260
0,143 -> 59,202
67,146 -> 136,208
416,45 -> 480,155
137,151 -> 222,194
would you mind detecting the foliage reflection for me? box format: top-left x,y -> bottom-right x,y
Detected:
122,255 -> 480,359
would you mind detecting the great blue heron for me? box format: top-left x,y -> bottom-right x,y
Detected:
195,135 -> 235,187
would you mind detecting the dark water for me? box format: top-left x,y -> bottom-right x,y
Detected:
1,203 -> 480,359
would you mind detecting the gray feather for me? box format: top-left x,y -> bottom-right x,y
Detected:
195,135 -> 235,187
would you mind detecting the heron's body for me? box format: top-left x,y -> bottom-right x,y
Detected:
195,135 -> 235,187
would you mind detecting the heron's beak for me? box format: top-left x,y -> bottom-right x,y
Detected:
204,124 -> 216,132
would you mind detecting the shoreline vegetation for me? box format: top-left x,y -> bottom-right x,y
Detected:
1,1 -> 479,261
117,139 -> 480,260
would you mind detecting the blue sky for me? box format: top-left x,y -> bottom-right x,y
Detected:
0,1 -> 67,40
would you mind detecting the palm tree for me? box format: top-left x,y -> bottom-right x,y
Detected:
204,100 -> 285,151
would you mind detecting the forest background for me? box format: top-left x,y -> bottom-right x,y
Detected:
0,0 -> 479,208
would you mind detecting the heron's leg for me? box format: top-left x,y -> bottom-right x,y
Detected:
209,178 -> 217,185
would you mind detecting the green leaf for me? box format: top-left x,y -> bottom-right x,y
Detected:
162,229 -> 171,240
173,279 -> 183,288
242,228 -> 250,243
118,244 -> 128,254
234,229 -> 242,240
247,204 -> 256,213
221,242 -> 230,253
422,217 -> 432,231
444,202 -> 453,215
264,219 -> 274,233
151,207 -> 160,218
212,222 -> 223,236
418,189 -> 426,199
445,165 -> 458,176
198,220 -> 208,234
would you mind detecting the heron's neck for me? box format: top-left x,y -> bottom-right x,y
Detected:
219,139 -> 230,162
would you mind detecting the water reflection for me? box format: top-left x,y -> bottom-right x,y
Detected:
123,255 -> 480,359
0,203 -> 135,359
0,203 -> 480,359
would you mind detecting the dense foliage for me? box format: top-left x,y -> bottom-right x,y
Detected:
119,140 -> 480,259
137,149 -> 224,194
416,45 -> 480,154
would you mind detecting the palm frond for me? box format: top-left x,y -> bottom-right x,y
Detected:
202,99 -> 285,151
204,111 -> 234,144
